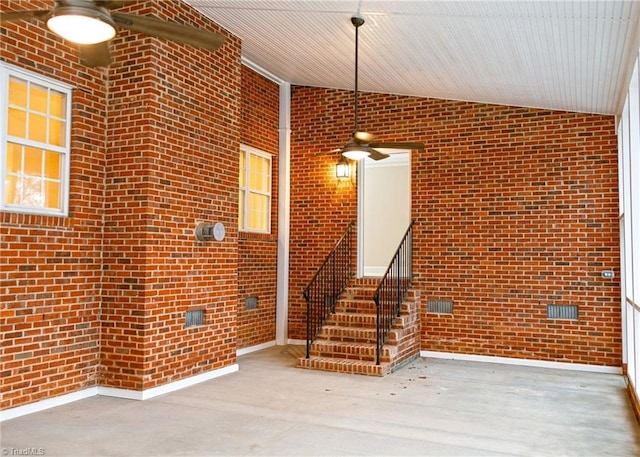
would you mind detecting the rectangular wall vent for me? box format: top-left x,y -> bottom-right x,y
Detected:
427,299 -> 454,314
245,296 -> 258,310
547,305 -> 578,320
185,309 -> 205,328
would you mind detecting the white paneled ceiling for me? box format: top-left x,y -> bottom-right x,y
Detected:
186,0 -> 640,115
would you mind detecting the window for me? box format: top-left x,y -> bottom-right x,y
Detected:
1,63 -> 72,216
239,145 -> 272,233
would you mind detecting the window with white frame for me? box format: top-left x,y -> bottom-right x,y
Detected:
1,63 -> 72,216
239,145 -> 272,233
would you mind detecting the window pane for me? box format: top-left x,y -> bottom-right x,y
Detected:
6,143 -> 22,173
49,89 -> 66,118
249,155 -> 270,192
22,176 -> 42,207
7,107 -> 27,137
238,189 -> 245,228
28,113 -> 47,143
4,175 -> 19,205
249,193 -> 268,231
239,151 -> 245,186
29,84 -> 48,113
44,150 -> 61,179
24,147 -> 42,176
44,181 -> 60,209
8,77 -> 27,107
49,118 -> 65,146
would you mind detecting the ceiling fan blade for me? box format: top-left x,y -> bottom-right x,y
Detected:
0,10 -> 49,23
368,148 -> 390,161
111,12 -> 225,51
353,131 -> 374,143
104,0 -> 140,9
77,42 -> 112,67
369,142 -> 426,150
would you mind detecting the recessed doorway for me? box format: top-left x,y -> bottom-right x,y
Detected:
357,150 -> 411,277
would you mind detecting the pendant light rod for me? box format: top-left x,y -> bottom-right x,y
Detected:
351,15 -> 364,135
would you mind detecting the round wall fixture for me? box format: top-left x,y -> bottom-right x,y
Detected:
213,222 -> 225,241
195,221 -> 225,242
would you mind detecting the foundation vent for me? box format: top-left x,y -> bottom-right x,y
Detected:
185,309 -> 205,328
547,305 -> 578,320
246,296 -> 258,310
427,299 -> 454,314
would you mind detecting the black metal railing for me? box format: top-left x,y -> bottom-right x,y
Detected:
303,222 -> 354,358
373,221 -> 414,365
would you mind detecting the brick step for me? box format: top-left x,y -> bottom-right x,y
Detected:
318,325 -> 379,344
328,312 -> 376,327
297,356 -> 389,377
335,298 -> 415,315
308,340 -> 396,363
335,299 -> 377,313
340,286 -> 378,301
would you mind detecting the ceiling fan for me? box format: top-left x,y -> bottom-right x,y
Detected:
334,16 -> 425,160
0,0 -> 226,67
335,16 -> 425,161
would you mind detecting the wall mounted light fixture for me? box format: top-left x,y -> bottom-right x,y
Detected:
336,156 -> 350,178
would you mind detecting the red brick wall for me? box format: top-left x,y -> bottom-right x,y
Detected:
100,1 -> 240,389
1,0 -> 105,409
237,66 -> 279,349
289,87 -> 622,367
1,0 -> 244,408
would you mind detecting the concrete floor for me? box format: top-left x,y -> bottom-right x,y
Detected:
1,345 -> 639,456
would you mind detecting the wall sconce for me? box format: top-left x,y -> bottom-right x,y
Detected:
336,156 -> 350,178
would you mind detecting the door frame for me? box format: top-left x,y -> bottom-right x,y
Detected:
357,150 -> 411,278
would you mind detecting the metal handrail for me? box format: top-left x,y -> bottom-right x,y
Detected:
303,222 -> 355,358
372,221 -> 414,365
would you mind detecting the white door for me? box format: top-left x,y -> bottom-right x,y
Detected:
357,151 -> 411,277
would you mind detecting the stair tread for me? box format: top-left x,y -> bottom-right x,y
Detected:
297,356 -> 390,376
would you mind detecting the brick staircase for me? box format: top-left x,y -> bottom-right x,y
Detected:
297,277 -> 421,376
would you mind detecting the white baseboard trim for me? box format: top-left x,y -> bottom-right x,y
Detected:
287,339 -> 306,346
421,351 -> 622,374
237,340 -> 276,356
1,364 -> 239,422
98,364 -> 239,401
0,387 -> 99,422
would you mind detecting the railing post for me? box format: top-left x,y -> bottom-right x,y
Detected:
374,293 -> 380,365
304,290 -> 310,359
396,254 -> 401,318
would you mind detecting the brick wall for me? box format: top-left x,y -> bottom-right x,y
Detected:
289,87 -> 621,367
1,0 -> 105,409
237,66 -> 279,349
100,0 -> 240,389
1,0 -> 245,408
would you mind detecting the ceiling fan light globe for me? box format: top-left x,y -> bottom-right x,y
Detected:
47,7 -> 116,45
342,148 -> 370,161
